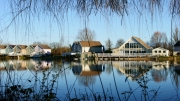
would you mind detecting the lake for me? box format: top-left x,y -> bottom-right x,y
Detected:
0,59 -> 180,101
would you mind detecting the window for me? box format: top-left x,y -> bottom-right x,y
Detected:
159,51 -> 161,53
163,51 -> 165,53
125,43 -> 129,48
125,51 -> 129,53
155,51 -> 157,53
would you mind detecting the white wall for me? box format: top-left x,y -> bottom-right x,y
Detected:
0,49 -> 6,54
43,49 -> 51,54
152,48 -> 169,56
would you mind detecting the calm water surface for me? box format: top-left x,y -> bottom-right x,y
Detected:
0,59 -> 180,101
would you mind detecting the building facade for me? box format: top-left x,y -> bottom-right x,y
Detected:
112,36 -> 152,57
152,47 -> 169,56
72,41 -> 103,54
174,41 -> 180,56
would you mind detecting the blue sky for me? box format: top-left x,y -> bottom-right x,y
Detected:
0,1 -> 177,48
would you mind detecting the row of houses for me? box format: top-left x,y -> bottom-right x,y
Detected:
65,36 -> 180,57
0,44 -> 51,57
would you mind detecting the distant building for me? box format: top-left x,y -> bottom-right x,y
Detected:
5,45 -> 15,55
112,36 -> 152,57
13,45 -> 27,55
152,47 -> 169,56
71,41 -> 103,53
174,41 -> 180,56
30,44 -> 51,57
26,45 -> 36,55
0,45 -> 6,55
18,45 -> 28,55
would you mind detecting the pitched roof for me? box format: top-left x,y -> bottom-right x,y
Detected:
132,36 -> 151,49
7,45 -> 16,48
79,41 -> 102,47
18,45 -> 27,49
153,47 -> 169,51
38,44 -> 51,49
0,45 -> 6,49
174,41 -> 180,46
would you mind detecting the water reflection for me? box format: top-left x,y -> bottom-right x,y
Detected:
72,61 -> 105,86
72,61 -> 104,76
151,61 -> 169,82
112,61 -> 152,80
0,59 -> 180,100
0,59 -> 52,71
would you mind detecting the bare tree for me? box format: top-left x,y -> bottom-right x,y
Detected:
33,42 -> 42,45
4,0 -> 180,31
105,38 -> 113,51
150,31 -> 168,48
0,38 -> 2,45
76,28 -> 96,41
161,33 -> 168,49
150,31 -> 163,48
172,27 -> 180,44
6,0 -> 180,20
116,38 -> 124,48
49,42 -> 60,49
59,35 -> 64,47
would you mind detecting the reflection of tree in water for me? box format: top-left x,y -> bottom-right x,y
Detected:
171,66 -> 180,88
78,76 -> 96,86
105,64 -> 112,74
151,69 -> 168,82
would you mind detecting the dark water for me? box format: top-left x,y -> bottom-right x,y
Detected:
0,59 -> 180,101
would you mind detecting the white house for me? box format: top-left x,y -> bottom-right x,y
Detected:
18,45 -> 28,55
152,47 -> 169,56
5,45 -> 15,55
26,45 -> 36,55
31,44 -> 51,57
0,45 -> 6,55
71,41 -> 103,54
174,41 -> 180,56
112,36 -> 152,57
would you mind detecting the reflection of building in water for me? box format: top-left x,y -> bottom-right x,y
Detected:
33,60 -> 52,70
112,61 -> 152,80
0,60 -> 27,70
173,64 -> 180,88
151,61 -> 169,82
72,61 -> 104,76
72,61 -> 105,86
152,61 -> 169,70
0,59 -> 52,71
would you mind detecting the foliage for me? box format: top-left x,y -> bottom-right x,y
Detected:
51,47 -> 71,55
0,68 -> 61,101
